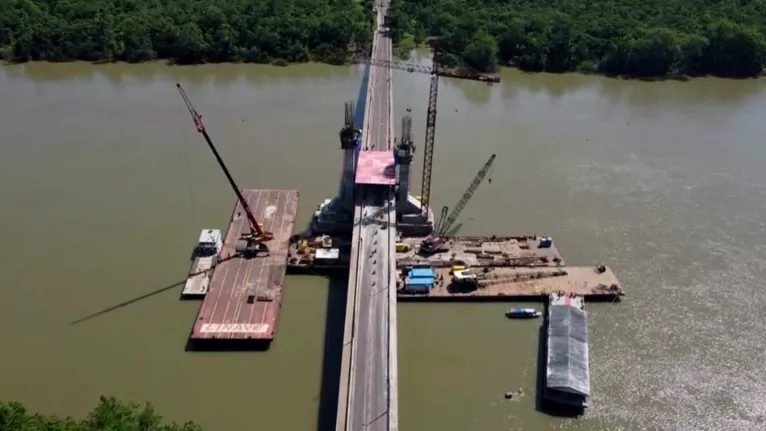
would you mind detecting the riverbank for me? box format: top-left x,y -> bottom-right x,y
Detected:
0,0 -> 374,65
386,0 -> 766,79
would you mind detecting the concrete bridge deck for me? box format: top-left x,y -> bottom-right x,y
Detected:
336,2 -> 398,430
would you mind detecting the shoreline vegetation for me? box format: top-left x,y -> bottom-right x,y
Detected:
0,397 -> 201,430
385,0 -> 766,79
0,1 -> 763,79
0,0 -> 375,66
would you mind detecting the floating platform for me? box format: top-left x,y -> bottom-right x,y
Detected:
287,234 -> 351,274
397,265 -> 623,302
181,257 -> 216,298
395,235 -> 565,269
181,229 -> 222,299
189,189 -> 298,349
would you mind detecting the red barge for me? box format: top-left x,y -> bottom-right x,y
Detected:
190,189 -> 298,347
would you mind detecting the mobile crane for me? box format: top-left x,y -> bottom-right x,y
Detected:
176,83 -> 274,258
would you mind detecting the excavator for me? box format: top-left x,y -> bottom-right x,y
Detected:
420,154 -> 496,254
176,83 -> 273,258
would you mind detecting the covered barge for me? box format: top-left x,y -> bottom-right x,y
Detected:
544,292 -> 590,410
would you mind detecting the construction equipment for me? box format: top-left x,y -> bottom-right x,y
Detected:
433,206 -> 449,236
395,243 -> 411,253
452,269 -> 568,288
176,83 -> 274,258
364,53 -> 500,217
421,154 -> 496,254
339,101 -> 361,149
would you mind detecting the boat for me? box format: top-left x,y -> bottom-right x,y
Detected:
505,308 -> 541,319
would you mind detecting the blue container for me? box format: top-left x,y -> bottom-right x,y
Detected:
409,268 -> 435,279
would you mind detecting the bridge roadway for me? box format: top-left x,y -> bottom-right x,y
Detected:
336,2 -> 398,431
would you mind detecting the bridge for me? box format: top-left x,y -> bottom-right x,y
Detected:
335,2 -> 398,430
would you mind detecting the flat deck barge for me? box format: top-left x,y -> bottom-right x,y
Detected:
189,189 -> 298,348
397,265 -> 623,301
395,235 -> 566,268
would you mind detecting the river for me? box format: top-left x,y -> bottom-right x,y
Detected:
1,56 -> 765,431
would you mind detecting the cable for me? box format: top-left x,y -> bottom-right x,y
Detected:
178,101 -> 197,230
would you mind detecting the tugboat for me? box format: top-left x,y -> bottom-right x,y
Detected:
505,308 -> 542,319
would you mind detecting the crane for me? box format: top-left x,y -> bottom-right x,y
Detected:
364,54 -> 500,217
421,153 -> 496,253
176,83 -> 274,257
434,205 -> 449,235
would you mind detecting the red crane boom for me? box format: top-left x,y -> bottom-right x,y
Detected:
364,56 -> 499,216
176,83 -> 273,255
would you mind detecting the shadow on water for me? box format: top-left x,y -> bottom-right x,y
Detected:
355,63 -> 371,128
535,301 -> 584,418
70,279 -> 185,325
69,254 -> 238,325
185,336 -> 272,352
316,274 -> 349,431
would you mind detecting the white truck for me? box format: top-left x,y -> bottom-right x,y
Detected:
181,229 -> 223,298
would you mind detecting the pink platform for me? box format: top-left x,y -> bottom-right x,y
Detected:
355,151 -> 396,185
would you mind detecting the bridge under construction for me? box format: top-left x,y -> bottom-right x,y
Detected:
173,0 -> 623,428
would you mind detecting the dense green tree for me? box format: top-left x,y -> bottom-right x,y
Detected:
386,0 -> 766,78
0,396 -> 200,431
0,0 -> 374,65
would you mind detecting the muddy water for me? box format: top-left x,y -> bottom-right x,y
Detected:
1,59 -> 765,431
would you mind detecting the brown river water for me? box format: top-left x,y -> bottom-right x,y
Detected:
1,55 -> 765,430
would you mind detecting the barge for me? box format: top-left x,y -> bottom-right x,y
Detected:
544,292 -> 590,410
181,229 -> 222,299
189,189 -> 298,349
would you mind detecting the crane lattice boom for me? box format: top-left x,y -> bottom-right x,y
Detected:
434,206 -> 449,235
437,153 -> 496,237
176,83 -> 271,246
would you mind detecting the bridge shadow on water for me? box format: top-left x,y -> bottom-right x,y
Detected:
355,63 -> 371,128
316,274 -> 349,431
316,271 -> 348,431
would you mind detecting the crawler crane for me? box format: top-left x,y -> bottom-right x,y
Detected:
176,83 -> 273,258
421,153 -> 496,253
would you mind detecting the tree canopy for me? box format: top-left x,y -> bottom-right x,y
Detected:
0,0 -> 374,65
0,396 -> 201,431
385,0 -> 766,78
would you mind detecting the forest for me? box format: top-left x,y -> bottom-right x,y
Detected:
0,397 -> 200,431
1,0 -> 764,78
0,0 -> 374,65
385,0 -> 766,78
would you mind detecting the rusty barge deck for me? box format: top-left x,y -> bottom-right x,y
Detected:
189,189 -> 298,349
397,265 -> 623,302
395,235 -> 624,302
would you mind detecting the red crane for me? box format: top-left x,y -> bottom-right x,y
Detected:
364,55 -> 500,217
176,83 -> 274,257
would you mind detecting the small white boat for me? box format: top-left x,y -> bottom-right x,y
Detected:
505,308 -> 541,319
